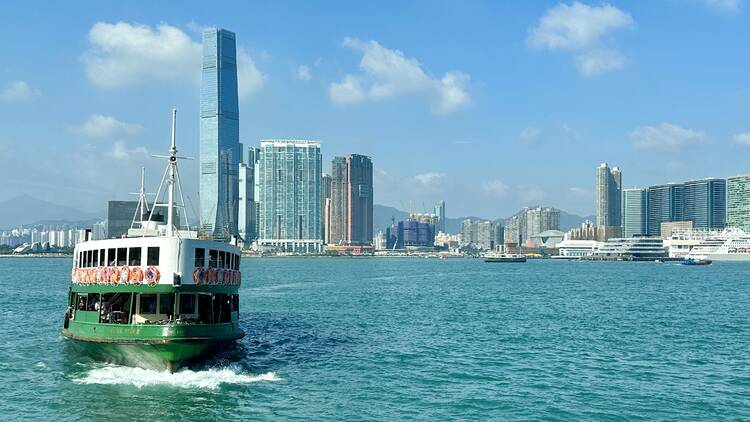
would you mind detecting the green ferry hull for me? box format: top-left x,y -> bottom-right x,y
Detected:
63,325 -> 244,372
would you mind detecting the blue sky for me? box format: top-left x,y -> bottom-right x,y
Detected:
0,0 -> 748,218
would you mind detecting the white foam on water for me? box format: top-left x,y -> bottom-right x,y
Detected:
73,365 -> 280,389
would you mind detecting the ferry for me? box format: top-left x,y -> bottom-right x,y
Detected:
62,110 -> 244,372
484,253 -> 527,263
685,228 -> 750,262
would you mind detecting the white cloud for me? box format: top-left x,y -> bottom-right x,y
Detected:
111,140 -> 148,159
527,2 -> 633,76
734,132 -> 750,145
629,123 -> 706,150
71,115 -> 142,138
0,81 -> 38,101
519,187 -> 547,203
296,65 -> 312,81
703,0 -> 741,13
519,127 -> 542,144
237,48 -> 265,98
575,49 -> 625,76
413,172 -> 446,187
329,38 -> 470,114
83,22 -> 264,99
482,180 -> 510,197
568,187 -> 592,198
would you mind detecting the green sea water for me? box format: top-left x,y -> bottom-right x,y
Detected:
1,257 -> 749,420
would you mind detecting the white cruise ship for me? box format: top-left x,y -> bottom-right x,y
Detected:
685,228 -> 750,261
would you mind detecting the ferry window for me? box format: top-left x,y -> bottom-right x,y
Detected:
194,248 -> 205,267
86,293 -> 100,311
209,250 -> 218,268
129,247 -> 142,266
117,248 -> 127,266
77,252 -> 82,268
179,293 -> 196,315
108,248 -> 116,266
76,294 -> 87,310
219,251 -> 226,268
159,294 -> 174,316
229,253 -> 234,270
235,254 -> 240,270
147,247 -> 160,266
232,295 -> 239,313
139,294 -> 157,314
99,249 -> 105,266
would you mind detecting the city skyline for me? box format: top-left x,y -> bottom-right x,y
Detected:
1,1 -> 749,218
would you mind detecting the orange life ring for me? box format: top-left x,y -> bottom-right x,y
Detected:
110,267 -> 121,284
130,267 -> 144,284
145,266 -> 160,286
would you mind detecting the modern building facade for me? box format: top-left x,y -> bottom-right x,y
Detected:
107,201 -> 139,239
596,163 -> 622,232
257,140 -> 323,253
238,144 -> 259,244
646,179 -> 726,236
328,155 -> 373,246
504,206 -> 560,247
321,173 -> 332,242
199,28 -> 240,241
435,200 -> 446,233
623,188 -> 648,237
727,173 -> 750,231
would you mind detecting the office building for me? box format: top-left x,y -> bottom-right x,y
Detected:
321,173 -> 332,242
435,201 -> 446,233
596,163 -> 622,234
646,178 -> 726,236
623,188 -> 648,237
107,201 -> 139,239
727,173 -> 750,231
328,154 -> 373,246
257,140 -> 323,253
682,178 -> 725,231
238,144 -> 259,245
199,28 -> 240,240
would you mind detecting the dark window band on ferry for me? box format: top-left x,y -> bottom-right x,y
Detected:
129,247 -> 142,266
194,248 -> 205,267
147,247 -> 160,266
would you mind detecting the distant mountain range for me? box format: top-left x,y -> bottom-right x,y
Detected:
0,195 -> 594,235
0,195 -> 103,230
373,204 -> 594,234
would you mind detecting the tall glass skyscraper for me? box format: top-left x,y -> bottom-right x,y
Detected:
646,178 -> 726,236
200,28 -> 240,240
727,173 -> 750,231
646,184 -> 684,236
435,201 -> 446,233
682,178 -> 726,231
596,163 -> 622,231
257,140 -> 323,253
623,188 -> 647,237
328,155 -> 373,246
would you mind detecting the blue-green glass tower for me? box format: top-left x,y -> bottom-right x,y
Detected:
200,28 -> 240,240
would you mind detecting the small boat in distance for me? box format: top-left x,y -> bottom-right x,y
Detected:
682,257 -> 712,266
484,253 -> 527,263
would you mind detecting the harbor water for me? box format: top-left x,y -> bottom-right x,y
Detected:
1,257 -> 749,420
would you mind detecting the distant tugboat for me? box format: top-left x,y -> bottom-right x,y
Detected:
682,257 -> 712,266
484,253 -> 527,263
62,110 -> 244,372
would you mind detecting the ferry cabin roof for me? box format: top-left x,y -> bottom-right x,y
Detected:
73,237 -> 241,286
